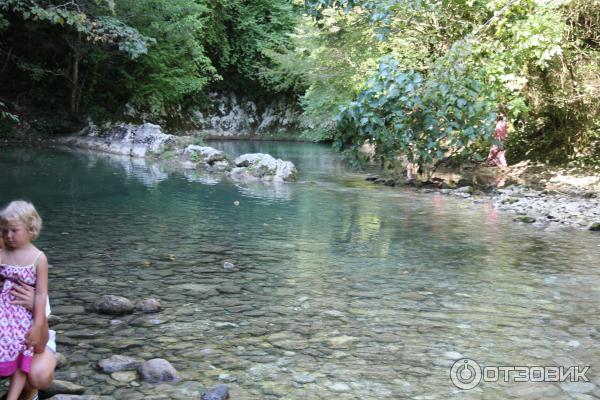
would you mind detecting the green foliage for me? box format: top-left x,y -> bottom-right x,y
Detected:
115,0 -> 217,115
285,0 -> 600,167
1,0 -> 151,58
264,8 -> 383,138
215,0 -> 300,90
337,52 -> 497,168
0,0 -> 300,125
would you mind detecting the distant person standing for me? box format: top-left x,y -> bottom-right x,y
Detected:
486,114 -> 508,167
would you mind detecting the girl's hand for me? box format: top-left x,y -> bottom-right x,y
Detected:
26,322 -> 49,354
10,282 -> 35,311
11,282 -> 49,352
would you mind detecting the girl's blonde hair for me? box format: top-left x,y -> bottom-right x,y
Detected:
0,200 -> 43,240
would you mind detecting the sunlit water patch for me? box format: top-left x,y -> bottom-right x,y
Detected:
0,143 -> 599,399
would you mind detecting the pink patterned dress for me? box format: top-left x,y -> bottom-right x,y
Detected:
0,253 -> 39,376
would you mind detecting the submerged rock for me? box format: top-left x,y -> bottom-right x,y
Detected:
229,153 -> 297,182
41,380 -> 86,397
135,298 -> 161,313
293,373 -> 316,384
201,384 -> 230,400
138,358 -> 182,383
98,355 -> 143,372
95,295 -> 134,315
110,371 -> 138,382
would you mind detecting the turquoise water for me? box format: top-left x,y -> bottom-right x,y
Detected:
0,143 -> 599,399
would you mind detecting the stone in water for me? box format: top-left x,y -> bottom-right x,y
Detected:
201,384 -> 230,400
224,262 -> 235,270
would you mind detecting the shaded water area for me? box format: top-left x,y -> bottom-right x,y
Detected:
1,142 -> 599,399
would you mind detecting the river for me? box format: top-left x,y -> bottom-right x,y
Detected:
0,142 -> 598,399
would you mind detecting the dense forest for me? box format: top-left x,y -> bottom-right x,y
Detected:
1,0 -> 599,168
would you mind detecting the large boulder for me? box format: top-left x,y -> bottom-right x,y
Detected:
230,153 -> 297,182
138,358 -> 182,383
95,295 -> 134,315
60,122 -> 176,157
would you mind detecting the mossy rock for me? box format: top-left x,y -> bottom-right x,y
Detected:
589,222 -> 600,231
514,216 -> 536,223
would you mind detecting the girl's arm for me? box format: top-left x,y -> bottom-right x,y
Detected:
26,253 -> 49,353
11,283 -> 49,353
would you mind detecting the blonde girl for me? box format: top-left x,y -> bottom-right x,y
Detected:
0,201 -> 48,400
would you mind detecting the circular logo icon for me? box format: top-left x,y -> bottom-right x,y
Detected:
450,358 -> 482,390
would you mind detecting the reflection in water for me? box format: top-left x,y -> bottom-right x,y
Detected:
0,143 -> 598,399
235,182 -> 292,201
59,146 -> 298,199
182,169 -> 222,185
79,149 -> 170,187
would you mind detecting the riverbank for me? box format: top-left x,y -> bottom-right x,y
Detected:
368,160 -> 600,232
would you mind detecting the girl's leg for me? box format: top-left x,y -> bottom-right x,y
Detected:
20,349 -> 56,399
7,371 -> 27,400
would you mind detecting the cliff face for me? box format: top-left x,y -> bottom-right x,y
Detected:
190,93 -> 301,137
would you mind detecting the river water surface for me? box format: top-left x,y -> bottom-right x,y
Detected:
0,142 -> 599,399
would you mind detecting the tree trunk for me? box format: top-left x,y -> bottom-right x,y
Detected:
70,32 -> 81,115
70,52 -> 79,115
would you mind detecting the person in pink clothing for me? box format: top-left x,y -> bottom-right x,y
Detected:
486,114 -> 508,167
0,201 -> 48,400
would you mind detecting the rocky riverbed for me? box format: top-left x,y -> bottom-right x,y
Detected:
367,161 -> 600,232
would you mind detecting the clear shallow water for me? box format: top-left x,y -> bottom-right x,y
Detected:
0,143 -> 599,399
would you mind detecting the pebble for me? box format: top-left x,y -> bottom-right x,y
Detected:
110,371 -> 137,382
443,351 -> 464,360
327,382 -> 351,392
223,262 -> 235,270
293,373 -> 316,384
